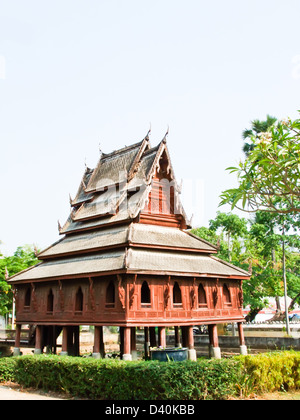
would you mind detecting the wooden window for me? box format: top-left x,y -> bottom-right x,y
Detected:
141,281 -> 151,307
75,287 -> 84,312
106,281 -> 115,308
198,284 -> 207,308
47,289 -> 54,313
223,284 -> 232,306
173,282 -> 182,307
24,287 -> 31,309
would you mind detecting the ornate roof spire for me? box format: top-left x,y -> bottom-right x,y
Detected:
162,125 -> 169,143
145,123 -> 152,140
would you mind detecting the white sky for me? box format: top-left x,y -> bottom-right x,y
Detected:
0,0 -> 300,256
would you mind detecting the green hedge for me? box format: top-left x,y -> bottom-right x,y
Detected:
0,357 -> 17,382
0,351 -> 299,400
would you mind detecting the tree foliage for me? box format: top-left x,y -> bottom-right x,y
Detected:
192,211 -> 300,321
242,114 -> 277,156
0,245 -> 39,317
220,113 -> 300,214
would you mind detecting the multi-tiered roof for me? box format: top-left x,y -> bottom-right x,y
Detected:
9,133 -> 249,284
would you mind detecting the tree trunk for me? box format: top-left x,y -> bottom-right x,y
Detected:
245,307 -> 261,323
288,291 -> 300,311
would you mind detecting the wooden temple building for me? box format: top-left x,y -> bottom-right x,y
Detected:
9,133 -> 250,360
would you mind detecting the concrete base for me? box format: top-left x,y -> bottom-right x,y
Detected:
212,347 -> 221,359
92,352 -> 101,359
60,351 -> 68,357
122,353 -> 132,361
34,349 -> 42,355
13,347 -> 21,356
240,345 -> 248,355
188,349 -> 197,361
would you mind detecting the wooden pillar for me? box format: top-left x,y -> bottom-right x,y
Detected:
209,324 -> 221,359
44,326 -> 52,354
34,325 -> 43,355
187,326 -> 197,361
131,327 -> 137,360
144,327 -> 149,343
93,326 -> 105,359
119,327 -> 124,356
181,326 -> 188,348
238,322 -> 248,355
53,326 -> 57,354
73,326 -> 80,356
211,324 -> 218,347
208,324 -> 213,358
67,327 -> 74,355
122,327 -> 132,361
187,326 -> 194,349
174,326 -> 181,347
144,327 -> 150,360
100,327 -> 105,357
14,324 -> 21,356
61,326 -> 68,356
158,327 -> 166,347
149,327 -> 157,347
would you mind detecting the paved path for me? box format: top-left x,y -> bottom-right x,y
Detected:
0,385 -> 64,400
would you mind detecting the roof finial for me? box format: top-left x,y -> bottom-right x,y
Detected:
146,123 -> 152,140
5,266 -> 9,280
162,125 -> 169,143
34,244 -> 39,257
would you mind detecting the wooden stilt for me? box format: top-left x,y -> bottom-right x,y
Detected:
158,327 -> 166,347
174,326 -> 180,347
34,325 -> 43,355
14,324 -> 21,356
238,322 -> 247,355
93,326 -> 105,358
181,326 -> 188,348
187,325 -> 197,361
131,327 -> 137,360
73,325 -> 80,356
144,327 -> 150,360
61,326 -> 68,356
209,324 -> 221,359
149,327 -> 157,347
123,327 -> 132,360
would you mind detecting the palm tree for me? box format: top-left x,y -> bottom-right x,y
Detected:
242,115 -> 277,156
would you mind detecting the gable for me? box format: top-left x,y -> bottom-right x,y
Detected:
60,135 -> 190,235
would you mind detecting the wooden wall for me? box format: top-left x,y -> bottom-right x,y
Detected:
14,275 -> 243,326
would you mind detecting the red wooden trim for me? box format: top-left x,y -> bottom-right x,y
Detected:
18,317 -> 245,328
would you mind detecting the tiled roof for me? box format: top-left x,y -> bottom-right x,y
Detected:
8,134 -> 250,284
9,246 -> 249,283
38,223 -> 217,259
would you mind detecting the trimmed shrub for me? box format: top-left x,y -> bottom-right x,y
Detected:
12,355 -> 243,400
0,351 -> 299,399
0,357 -> 17,382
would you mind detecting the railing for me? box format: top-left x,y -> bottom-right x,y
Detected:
245,320 -> 300,325
0,329 -> 31,345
